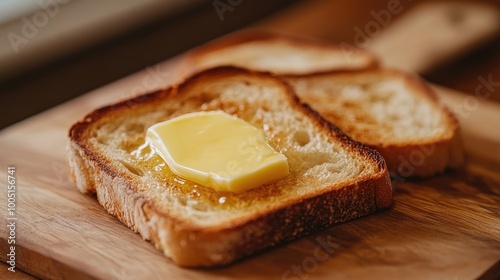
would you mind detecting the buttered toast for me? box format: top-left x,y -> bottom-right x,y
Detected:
68,67 -> 392,267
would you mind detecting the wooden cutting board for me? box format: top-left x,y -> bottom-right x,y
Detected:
1,57 -> 499,280
1,2 -> 500,280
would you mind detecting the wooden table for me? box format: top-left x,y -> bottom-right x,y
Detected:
1,1 -> 499,279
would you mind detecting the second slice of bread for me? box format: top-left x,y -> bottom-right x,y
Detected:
68,67 -> 392,267
289,69 -> 464,177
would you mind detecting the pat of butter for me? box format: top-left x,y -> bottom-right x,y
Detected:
146,111 -> 289,192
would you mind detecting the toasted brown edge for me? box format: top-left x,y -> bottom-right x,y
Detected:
179,29 -> 379,78
291,68 -> 465,177
68,66 -> 392,267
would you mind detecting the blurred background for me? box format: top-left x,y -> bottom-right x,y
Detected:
0,0 -> 499,129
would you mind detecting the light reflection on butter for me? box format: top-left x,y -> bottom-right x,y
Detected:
144,111 -> 290,193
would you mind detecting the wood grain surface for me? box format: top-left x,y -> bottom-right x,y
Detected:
1,1 -> 500,278
0,53 -> 499,279
0,262 -> 36,279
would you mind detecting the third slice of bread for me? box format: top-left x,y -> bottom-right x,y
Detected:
68,67 -> 392,267
289,69 -> 464,177
183,30 -> 378,77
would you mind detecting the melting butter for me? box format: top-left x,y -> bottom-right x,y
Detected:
146,111 -> 289,192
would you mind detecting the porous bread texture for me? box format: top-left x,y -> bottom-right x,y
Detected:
186,31 -> 377,76
68,67 -> 392,267
289,69 -> 464,177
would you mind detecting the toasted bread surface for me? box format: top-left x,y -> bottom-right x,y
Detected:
289,69 -> 464,177
68,67 -> 392,267
184,31 -> 378,77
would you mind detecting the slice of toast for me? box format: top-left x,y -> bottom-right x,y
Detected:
68,66 -> 392,267
289,69 -> 464,177
183,30 -> 378,77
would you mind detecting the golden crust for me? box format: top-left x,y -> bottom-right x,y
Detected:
68,66 -> 392,267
